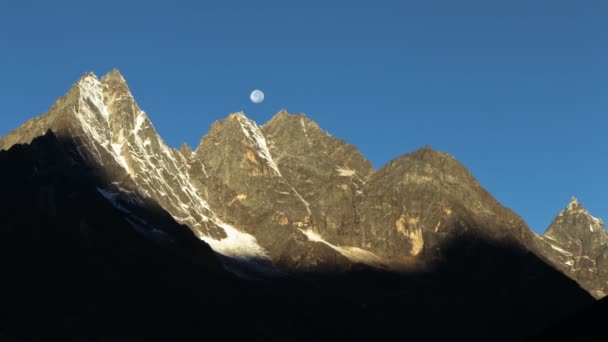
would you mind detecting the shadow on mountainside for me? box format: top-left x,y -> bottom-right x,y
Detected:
526,295 -> 608,342
0,132 -> 596,342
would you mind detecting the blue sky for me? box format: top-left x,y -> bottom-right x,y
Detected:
0,0 -> 606,233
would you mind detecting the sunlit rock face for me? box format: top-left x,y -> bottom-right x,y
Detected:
193,112 -> 351,271
538,198 -> 608,298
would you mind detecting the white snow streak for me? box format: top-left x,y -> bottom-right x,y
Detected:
336,167 -> 356,177
546,242 -> 573,257
235,113 -> 282,176
200,222 -> 271,262
299,229 -> 384,266
300,118 -> 312,147
97,188 -> 131,213
133,113 -> 146,134
78,74 -> 110,121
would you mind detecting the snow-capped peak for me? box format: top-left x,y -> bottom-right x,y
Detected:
76,72 -> 110,122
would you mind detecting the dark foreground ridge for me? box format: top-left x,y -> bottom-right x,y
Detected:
527,296 -> 608,342
0,133 -> 596,341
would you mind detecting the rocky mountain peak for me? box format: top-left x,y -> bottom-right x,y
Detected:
539,198 -> 608,298
1,71 -> 110,151
197,111 -> 282,177
180,142 -> 194,157
102,68 -> 127,83
48,69 -> 136,129
402,146 -> 460,167
358,145 -> 536,259
379,147 -> 480,193
77,71 -> 99,82
560,197 -> 603,225
262,110 -> 374,176
265,109 -> 309,126
566,196 -> 582,210
545,197 -> 606,237
265,108 -> 321,126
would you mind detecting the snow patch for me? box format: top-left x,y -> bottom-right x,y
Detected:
78,74 -> 109,122
97,187 -> 128,211
235,113 -> 282,176
300,118 -> 312,146
546,241 -> 573,257
336,167 -> 355,177
299,229 -> 385,266
111,143 -> 132,175
133,113 -> 146,133
200,221 -> 271,262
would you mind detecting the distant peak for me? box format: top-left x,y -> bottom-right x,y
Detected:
101,68 -> 128,85
274,109 -> 306,119
228,111 -> 247,120
73,72 -> 102,95
408,145 -> 453,161
77,71 -> 99,83
106,68 -> 124,77
560,197 -> 604,225
264,109 -> 311,127
544,197 -> 606,238
566,196 -> 583,212
180,142 -> 193,157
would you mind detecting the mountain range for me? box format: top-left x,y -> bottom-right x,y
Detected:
0,70 -> 606,341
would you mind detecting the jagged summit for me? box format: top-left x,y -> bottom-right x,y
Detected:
103,68 -> 126,80
76,69 -> 127,88
180,142 -> 193,156
379,146 -> 478,189
398,145 -> 452,162
77,71 -> 98,81
264,109 -> 308,125
566,196 -> 583,211
559,197 -> 605,227
263,109 -> 330,139
538,197 -> 608,298
196,111 -> 282,177
550,197 -> 605,230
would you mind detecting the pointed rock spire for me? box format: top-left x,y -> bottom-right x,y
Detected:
545,197 -> 606,237
539,197 -> 608,297
180,142 -> 193,157
197,111 -> 282,177
566,196 -> 582,211
101,68 -> 134,101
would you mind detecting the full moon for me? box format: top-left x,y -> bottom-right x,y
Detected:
250,89 -> 264,104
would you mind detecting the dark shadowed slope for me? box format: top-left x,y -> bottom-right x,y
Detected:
0,132 -> 232,340
527,296 -> 608,342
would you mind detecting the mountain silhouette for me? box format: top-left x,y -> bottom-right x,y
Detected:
0,70 -> 602,341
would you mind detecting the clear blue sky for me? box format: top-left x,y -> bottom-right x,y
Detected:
1,0 -> 606,233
